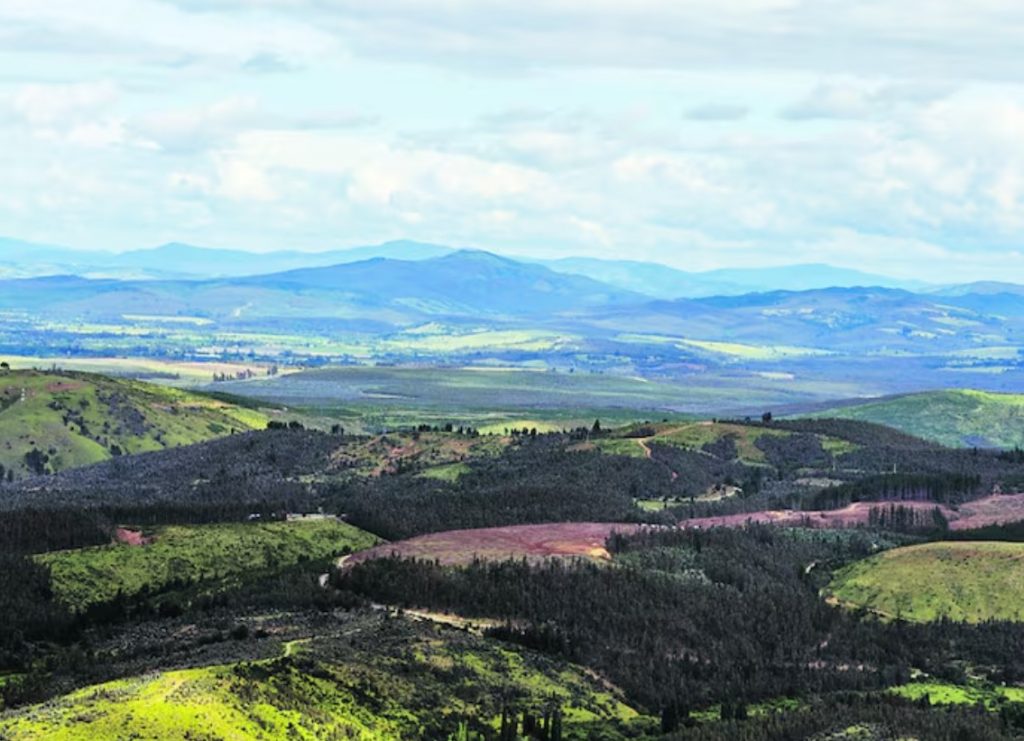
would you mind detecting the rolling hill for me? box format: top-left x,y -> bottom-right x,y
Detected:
0,368 -> 269,478
809,389 -> 1024,448
828,541 -> 1024,623
0,615 -> 645,740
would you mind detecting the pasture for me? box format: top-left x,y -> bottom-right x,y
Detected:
827,541 -> 1024,623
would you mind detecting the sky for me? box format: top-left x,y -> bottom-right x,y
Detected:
1,1 -> 1023,282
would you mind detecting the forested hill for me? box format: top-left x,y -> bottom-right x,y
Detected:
0,367 -> 269,479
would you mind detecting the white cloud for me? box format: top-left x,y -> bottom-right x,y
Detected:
1,0 -> 1024,283
782,80 -> 952,120
10,81 -> 118,126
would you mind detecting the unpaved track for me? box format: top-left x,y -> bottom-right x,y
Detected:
636,437 -> 679,481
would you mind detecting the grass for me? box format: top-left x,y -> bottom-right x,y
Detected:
809,389 -> 1024,448
650,421 -> 786,463
0,621 -> 648,740
35,519 -> 379,613
677,339 -> 833,360
383,328 -> 577,354
0,368 -> 270,476
827,541 -> 1024,623
211,365 -> 812,420
418,462 -> 473,482
889,680 -> 1024,709
0,354 -> 285,386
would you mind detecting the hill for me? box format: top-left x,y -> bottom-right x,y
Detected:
809,389 -> 1024,448
827,541 -> 1024,623
0,250 -> 641,324
544,257 -> 925,298
239,249 -> 643,316
36,519 -> 378,613
0,368 -> 269,478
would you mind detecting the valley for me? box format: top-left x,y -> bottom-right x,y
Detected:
5,246 -> 1024,740
7,373 -> 1024,737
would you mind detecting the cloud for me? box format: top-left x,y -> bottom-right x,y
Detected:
686,104 -> 749,121
2,0 -> 1024,285
133,98 -> 375,153
781,80 -> 953,120
241,52 -> 302,75
9,81 -> 118,126
145,0 -> 1024,82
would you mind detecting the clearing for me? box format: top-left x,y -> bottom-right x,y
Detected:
827,541 -> 1024,622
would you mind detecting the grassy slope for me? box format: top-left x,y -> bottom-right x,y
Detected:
36,519 -> 379,613
828,541 -> 1024,623
0,369 -> 269,476
594,421 -> 857,463
810,389 -> 1024,448
889,680 -> 1024,708
0,626 -> 645,740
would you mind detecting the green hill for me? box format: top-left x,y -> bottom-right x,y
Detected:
0,368 -> 269,478
827,541 -> 1024,623
36,519 -> 378,613
0,617 -> 646,740
808,389 -> 1024,448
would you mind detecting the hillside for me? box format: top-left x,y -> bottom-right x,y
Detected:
810,389 -> 1024,448
36,519 -> 378,613
827,541 -> 1024,623
0,368 -> 269,478
0,614 -> 646,740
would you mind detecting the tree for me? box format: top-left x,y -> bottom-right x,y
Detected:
762,411 -> 773,424
592,419 -> 602,433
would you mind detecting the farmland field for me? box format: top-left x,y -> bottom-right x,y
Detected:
827,541 -> 1024,623
36,519 -> 379,613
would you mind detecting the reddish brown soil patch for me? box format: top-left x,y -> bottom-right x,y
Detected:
678,501 -> 955,530
677,493 -> 1024,531
45,381 -> 85,393
347,522 -> 644,568
951,493 -> 1024,529
114,527 -> 154,546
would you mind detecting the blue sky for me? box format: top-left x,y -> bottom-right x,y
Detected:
1,0 -> 1023,281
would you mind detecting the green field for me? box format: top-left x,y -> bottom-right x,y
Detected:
809,389 -> 1024,448
827,541 -> 1024,623
36,519 -> 379,613
0,368 -> 270,476
889,680 -> 1024,708
0,620 -> 647,740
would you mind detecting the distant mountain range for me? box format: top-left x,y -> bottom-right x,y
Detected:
2,248 -> 1024,358
540,258 -> 927,298
4,243 -> 1024,403
0,238 -> 454,281
0,250 -> 642,323
1,236 -> 930,298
